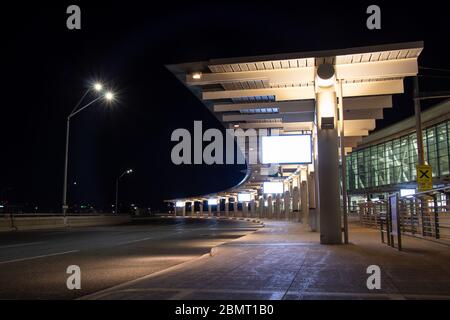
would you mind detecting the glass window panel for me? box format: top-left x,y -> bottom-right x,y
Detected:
439,156 -> 449,176
346,120 -> 450,191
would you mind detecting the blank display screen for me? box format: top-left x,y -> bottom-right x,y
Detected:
263,182 -> 284,194
261,135 -> 312,164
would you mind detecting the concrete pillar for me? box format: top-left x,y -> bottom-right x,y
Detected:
310,172 -> 319,232
250,199 -> 256,217
316,84 -> 342,244
216,198 -> 220,218
208,201 -> 212,217
308,173 -> 316,209
225,197 -> 229,217
182,203 -> 186,217
284,191 -> 291,220
267,195 -> 273,219
242,202 -> 247,217
190,201 -> 195,216
199,201 -> 204,216
292,186 -> 300,217
233,199 -> 238,217
274,194 -> 281,219
258,197 -> 264,218
301,181 -> 309,226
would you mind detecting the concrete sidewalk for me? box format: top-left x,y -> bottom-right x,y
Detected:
84,220 -> 450,300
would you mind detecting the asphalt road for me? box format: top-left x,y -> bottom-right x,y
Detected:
0,217 -> 262,299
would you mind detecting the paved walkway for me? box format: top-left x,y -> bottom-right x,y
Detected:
83,220 -> 450,300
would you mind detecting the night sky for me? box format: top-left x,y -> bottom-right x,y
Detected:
1,1 -> 450,212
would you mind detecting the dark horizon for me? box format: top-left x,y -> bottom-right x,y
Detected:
1,1 -> 450,212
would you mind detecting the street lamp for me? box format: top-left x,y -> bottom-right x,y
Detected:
105,91 -> 114,101
62,82 -> 115,216
115,169 -> 133,214
94,82 -> 103,92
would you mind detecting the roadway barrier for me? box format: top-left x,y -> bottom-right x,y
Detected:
353,187 -> 450,244
0,214 -> 131,232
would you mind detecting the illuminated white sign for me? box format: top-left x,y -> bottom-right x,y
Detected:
263,182 -> 284,194
175,201 -> 185,207
238,193 -> 252,202
208,199 -> 218,205
400,189 -> 416,197
261,135 -> 312,164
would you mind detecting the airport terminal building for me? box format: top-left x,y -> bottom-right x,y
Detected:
166,41 -> 450,244
347,99 -> 450,197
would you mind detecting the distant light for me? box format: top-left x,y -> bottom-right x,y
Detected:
94,83 -> 103,91
263,181 -> 284,194
192,72 -> 202,80
208,199 -> 218,205
0,205 -> 4,208
73,182 -> 77,185
400,189 -> 416,197
238,193 -> 251,202
234,124 -> 240,128
105,91 -> 114,101
127,169 -> 133,174
175,201 -> 185,208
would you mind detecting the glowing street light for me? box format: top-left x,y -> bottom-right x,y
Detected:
105,91 -> 114,101
62,82 -> 116,217
94,82 -> 103,91
115,169 -> 133,214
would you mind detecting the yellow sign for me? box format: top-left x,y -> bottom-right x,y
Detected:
416,165 -> 433,192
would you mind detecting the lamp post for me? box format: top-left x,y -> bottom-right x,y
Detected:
115,169 -> 133,214
62,83 -> 115,216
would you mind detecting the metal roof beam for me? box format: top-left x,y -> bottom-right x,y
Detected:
204,80 -> 403,101
203,86 -> 316,101
187,67 -> 315,86
214,100 -> 315,113
336,58 -> 418,80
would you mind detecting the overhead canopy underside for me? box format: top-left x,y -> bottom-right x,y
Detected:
166,42 -> 423,202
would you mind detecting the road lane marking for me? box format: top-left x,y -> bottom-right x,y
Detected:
117,230 -> 188,246
0,241 -> 47,249
0,250 -> 79,265
118,237 -> 156,245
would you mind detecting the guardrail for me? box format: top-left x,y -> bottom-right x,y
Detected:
0,214 -> 131,231
354,187 -> 450,244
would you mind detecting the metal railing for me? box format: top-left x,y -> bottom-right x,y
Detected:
354,187 -> 450,243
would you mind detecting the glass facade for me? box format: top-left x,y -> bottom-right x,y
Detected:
347,120 -> 450,192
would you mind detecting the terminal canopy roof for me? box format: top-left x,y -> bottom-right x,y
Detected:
166,42 -> 423,201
